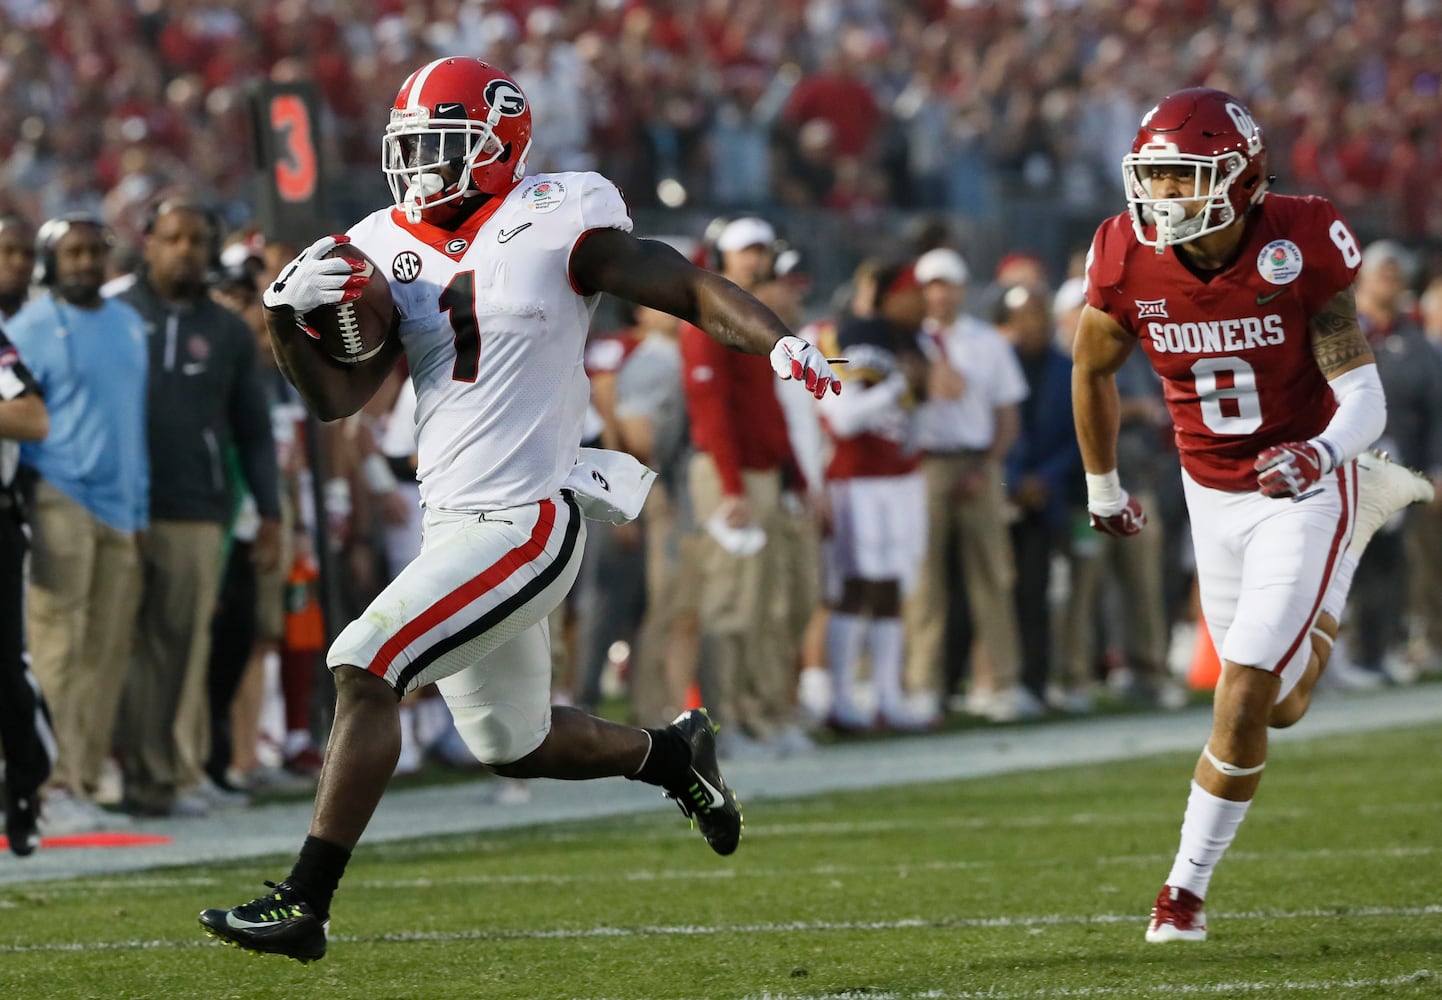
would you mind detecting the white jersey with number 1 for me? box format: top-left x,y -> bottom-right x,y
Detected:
345,170 -> 633,511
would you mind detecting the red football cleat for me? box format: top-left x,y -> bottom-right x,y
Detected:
283,747 -> 325,778
1145,884 -> 1208,942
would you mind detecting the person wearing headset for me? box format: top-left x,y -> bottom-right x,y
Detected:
0,215 -> 37,320
5,213 -> 149,835
105,197 -> 281,819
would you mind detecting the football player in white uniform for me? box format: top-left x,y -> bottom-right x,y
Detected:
201,58 -> 840,963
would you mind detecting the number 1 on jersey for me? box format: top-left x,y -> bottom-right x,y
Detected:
441,270 -> 480,382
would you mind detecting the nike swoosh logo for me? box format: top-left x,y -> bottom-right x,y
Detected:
271,259 -> 300,295
1187,858 -> 1206,867
226,912 -> 280,930
435,103 -> 464,116
693,772 -> 727,810
1291,487 -> 1324,502
497,223 -> 532,244
1255,288 -> 1286,305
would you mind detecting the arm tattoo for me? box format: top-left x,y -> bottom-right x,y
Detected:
1308,286 -> 1371,375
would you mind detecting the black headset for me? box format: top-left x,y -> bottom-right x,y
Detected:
142,196 -> 226,271
33,212 -> 109,287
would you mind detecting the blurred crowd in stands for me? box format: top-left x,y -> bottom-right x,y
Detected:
2,0 -> 1442,841
3,1 -> 1442,240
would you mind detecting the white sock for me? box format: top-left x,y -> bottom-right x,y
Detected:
826,612 -> 866,718
283,729 -> 312,758
867,617 -> 905,718
1165,780 -> 1252,899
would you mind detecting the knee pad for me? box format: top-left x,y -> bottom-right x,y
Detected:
448,700 -> 549,765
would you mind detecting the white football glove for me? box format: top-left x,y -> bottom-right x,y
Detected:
262,235 -> 369,314
770,335 -> 841,399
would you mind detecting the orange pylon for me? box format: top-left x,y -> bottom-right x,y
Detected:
684,680 -> 703,710
1187,619 -> 1222,691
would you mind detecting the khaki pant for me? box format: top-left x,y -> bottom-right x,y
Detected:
1063,495 -> 1169,690
26,481 -> 141,797
117,520 -> 224,810
254,489 -> 296,642
688,453 -> 790,739
1407,500 -> 1442,652
770,492 -> 821,702
903,454 -> 1020,697
629,483 -> 702,727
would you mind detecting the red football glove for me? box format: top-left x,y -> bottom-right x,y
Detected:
1088,491 -> 1147,537
1255,441 -> 1328,498
770,335 -> 841,399
262,234 -> 369,317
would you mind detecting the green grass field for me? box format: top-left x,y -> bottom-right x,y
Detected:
2,724 -> 1438,1000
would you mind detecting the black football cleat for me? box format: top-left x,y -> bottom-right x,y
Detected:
199,881 -> 328,963
664,709 -> 743,856
5,790 -> 40,857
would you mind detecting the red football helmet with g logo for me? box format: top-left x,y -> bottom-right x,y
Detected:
383,57 -> 534,224
1123,88 -> 1271,251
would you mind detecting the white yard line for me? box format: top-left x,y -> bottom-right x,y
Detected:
2,905 -> 1440,955
3,685 -> 1439,886
25,842 -> 1442,898
724,971 -> 1438,999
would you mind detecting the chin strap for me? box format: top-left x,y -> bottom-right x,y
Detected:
402,172 -> 448,223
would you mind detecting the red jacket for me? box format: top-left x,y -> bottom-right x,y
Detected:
680,322 -> 803,495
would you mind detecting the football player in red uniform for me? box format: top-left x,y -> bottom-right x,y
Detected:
1072,88 -> 1434,942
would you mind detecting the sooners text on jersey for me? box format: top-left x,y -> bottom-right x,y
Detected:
1086,194 -> 1362,491
345,171 -> 632,511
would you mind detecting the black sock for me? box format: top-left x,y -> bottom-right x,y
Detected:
287,836 -> 351,919
629,727 -> 692,788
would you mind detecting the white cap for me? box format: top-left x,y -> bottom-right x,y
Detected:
1360,239 -> 1415,279
914,247 -> 968,286
716,217 -> 776,253
1053,276 -> 1087,315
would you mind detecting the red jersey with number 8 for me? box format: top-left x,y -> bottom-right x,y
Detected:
1085,194 -> 1362,492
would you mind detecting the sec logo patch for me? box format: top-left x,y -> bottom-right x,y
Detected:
392,251 -> 422,283
1257,239 -> 1303,285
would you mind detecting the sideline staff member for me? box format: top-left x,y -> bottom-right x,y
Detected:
0,327 -> 54,856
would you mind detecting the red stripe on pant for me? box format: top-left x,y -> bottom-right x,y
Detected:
1271,465 -> 1352,674
366,499 -> 559,680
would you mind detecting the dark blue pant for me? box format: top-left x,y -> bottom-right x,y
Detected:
0,501 -> 55,800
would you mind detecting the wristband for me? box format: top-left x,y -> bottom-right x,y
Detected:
1308,436 -> 1340,475
324,476 -> 352,517
1085,470 -> 1124,513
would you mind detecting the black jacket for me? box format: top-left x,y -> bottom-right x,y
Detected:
1369,320 -> 1442,478
116,277 -> 280,524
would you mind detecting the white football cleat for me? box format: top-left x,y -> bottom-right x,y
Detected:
1145,884 -> 1208,942
1349,450 -> 1435,557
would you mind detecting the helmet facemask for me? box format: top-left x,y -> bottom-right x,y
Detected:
382,108 -> 527,224
1123,148 -> 1247,253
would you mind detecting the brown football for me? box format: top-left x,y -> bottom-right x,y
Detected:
305,243 -> 398,365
